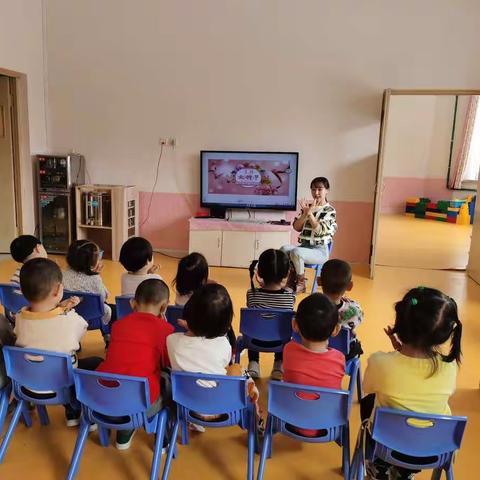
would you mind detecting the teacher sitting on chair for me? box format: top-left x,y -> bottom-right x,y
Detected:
281,177 -> 337,294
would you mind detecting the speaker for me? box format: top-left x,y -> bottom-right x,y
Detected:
210,206 -> 226,219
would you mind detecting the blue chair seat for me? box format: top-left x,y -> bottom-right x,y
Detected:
350,407 -> 468,480
115,294 -> 133,320
66,369 -> 174,480
0,283 -> 29,315
257,361 -> 359,480
235,308 -> 294,364
168,371 -> 257,480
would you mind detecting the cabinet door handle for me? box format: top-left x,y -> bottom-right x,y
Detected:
255,239 -> 259,250
217,237 -> 221,248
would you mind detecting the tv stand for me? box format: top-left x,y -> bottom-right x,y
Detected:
189,218 -> 292,268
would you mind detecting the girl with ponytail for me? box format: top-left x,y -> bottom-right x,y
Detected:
246,249 -> 295,380
362,287 -> 462,480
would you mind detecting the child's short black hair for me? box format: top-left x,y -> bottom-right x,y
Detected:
174,252 -> 209,296
394,287 -> 462,373
295,293 -> 338,342
20,258 -> 62,302
310,177 -> 330,189
183,284 -> 233,338
66,240 -> 100,276
320,259 -> 352,295
10,235 -> 42,263
119,237 -> 153,272
249,249 -> 290,290
135,278 -> 169,305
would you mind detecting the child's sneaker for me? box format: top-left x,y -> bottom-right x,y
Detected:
66,413 -> 81,427
270,360 -> 283,381
247,361 -> 260,379
188,422 -> 206,433
116,429 -> 136,450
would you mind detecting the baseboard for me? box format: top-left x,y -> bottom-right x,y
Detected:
153,248 -> 188,259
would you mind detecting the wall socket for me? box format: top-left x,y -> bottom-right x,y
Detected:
159,137 -> 176,147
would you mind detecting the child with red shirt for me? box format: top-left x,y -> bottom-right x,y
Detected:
97,278 -> 173,450
283,293 -> 345,436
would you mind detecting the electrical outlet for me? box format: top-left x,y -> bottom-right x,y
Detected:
159,137 -> 176,147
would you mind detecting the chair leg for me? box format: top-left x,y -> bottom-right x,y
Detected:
0,399 -> 25,463
247,410 -> 255,480
356,367 -> 363,401
37,405 -> 50,426
66,421 -> 90,480
311,266 -> 319,294
98,426 -> 110,447
342,425 -> 350,480
180,409 -> 189,445
431,468 -> 443,480
446,465 -> 453,480
21,403 -> 33,428
0,391 -> 9,434
150,411 -> 167,480
256,417 -> 272,480
162,418 -> 179,480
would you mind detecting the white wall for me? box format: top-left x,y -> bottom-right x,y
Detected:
0,0 -> 47,234
44,0 -> 480,205
383,96 -> 456,178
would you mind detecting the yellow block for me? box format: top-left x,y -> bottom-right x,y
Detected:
448,207 -> 460,212
406,197 -> 420,203
457,203 -> 470,225
426,212 -> 447,218
405,213 -> 415,217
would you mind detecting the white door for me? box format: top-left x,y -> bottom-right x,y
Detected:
467,179 -> 480,284
189,230 -> 222,266
222,231 -> 255,268
369,89 -> 391,278
0,76 -> 17,252
254,231 -> 291,259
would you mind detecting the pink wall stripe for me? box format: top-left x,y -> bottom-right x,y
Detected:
139,192 -> 373,264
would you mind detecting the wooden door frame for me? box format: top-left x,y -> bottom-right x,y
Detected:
369,88 -> 480,279
0,67 -> 31,235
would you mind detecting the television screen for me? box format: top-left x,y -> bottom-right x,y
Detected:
200,151 -> 299,210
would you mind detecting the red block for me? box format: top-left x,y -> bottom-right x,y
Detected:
427,203 -> 438,209
447,217 -> 457,224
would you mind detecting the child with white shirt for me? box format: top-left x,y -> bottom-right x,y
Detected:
119,237 -> 162,295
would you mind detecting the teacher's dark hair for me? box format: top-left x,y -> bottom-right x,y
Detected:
310,177 -> 330,189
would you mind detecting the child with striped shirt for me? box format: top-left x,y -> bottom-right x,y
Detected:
246,249 -> 295,380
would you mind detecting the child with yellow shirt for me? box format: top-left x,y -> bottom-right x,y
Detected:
362,287 -> 462,480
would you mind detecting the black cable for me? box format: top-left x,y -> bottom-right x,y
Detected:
140,144 -> 164,227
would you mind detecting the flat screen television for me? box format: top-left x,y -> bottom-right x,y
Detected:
200,150 -> 299,210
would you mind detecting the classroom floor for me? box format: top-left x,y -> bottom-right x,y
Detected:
0,254 -> 479,479
376,214 -> 473,270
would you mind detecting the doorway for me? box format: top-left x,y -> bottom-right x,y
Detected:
0,74 -> 22,252
370,89 -> 480,278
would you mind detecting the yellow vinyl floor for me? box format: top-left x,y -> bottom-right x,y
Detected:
0,253 -> 479,479
376,214 -> 473,270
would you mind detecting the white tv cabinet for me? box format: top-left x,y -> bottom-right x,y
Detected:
188,218 -> 292,268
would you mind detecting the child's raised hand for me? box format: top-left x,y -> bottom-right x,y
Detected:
384,326 -> 402,351
148,264 -> 159,274
59,296 -> 81,312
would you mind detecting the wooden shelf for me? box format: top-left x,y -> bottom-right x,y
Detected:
78,224 -> 113,230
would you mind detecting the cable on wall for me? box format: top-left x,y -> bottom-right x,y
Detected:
140,144 -> 164,227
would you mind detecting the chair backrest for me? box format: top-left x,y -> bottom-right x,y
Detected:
115,295 -> 133,319
73,369 -> 151,418
267,380 -> 350,430
165,305 -> 186,333
171,371 -> 248,416
0,283 -> 29,314
63,290 -> 105,330
239,308 -> 293,343
3,346 -> 74,403
371,408 -> 468,458
292,327 -> 351,356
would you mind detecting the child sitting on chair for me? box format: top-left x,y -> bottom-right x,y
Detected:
119,237 -> 162,296
319,259 -> 363,359
14,258 -> 103,426
9,235 -> 47,285
173,252 -> 210,306
283,293 -> 345,437
246,249 -> 296,381
97,278 -> 174,450
167,284 -> 258,431
63,240 -> 114,328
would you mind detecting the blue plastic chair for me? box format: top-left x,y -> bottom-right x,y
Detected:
168,371 -> 257,480
0,346 -> 78,463
350,408 -> 468,480
63,290 -> 107,334
292,326 -> 363,400
305,241 -> 333,294
257,360 -> 359,480
234,308 -> 294,363
0,383 -> 11,435
66,369 -> 173,480
115,294 -> 133,319
165,305 -> 187,333
0,283 -> 29,314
